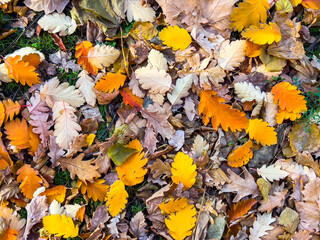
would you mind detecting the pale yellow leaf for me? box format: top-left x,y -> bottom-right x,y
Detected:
218,40 -> 247,71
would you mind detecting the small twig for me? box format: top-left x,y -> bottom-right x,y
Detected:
12,84 -> 22,101
0,12 -> 45,56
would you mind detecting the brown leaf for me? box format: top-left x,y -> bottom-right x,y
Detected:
289,123 -> 320,153
66,134 -> 88,157
258,189 -> 288,213
24,0 -> 70,14
130,211 -> 147,238
89,205 -> 110,231
149,159 -> 172,179
59,153 -> 100,182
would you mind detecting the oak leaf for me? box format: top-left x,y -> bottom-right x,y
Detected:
227,140 -> 253,168
116,139 -> 148,186
258,189 -> 288,213
40,186 -> 66,204
165,204 -> 197,240
171,152 -> 197,189
59,153 -> 100,182
159,198 -> 189,214
5,119 -> 30,149
247,119 -> 277,146
249,213 -> 276,240
77,179 -> 109,201
94,72 -> 127,93
149,159 -> 172,179
5,55 -> 40,86
17,164 -> 43,199
159,25 -> 192,51
199,90 -> 249,132
230,0 -> 270,31
106,180 -> 128,217
38,13 -> 77,36
43,214 -> 79,238
125,0 -> 156,22
227,198 -> 257,224
3,99 -> 20,122
75,70 -> 96,107
218,40 -> 247,71
242,23 -> 281,45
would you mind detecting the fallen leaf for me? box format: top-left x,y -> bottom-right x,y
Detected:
106,179 -> 128,217
218,40 -> 247,71
38,13 -> 77,36
257,164 -> 289,182
94,72 -> 127,93
43,214 -> 79,238
159,25 -> 192,51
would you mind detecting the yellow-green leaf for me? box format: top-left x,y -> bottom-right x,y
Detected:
159,25 -> 192,51
106,180 -> 128,217
171,152 -> 197,189
43,214 -> 79,238
107,142 -> 138,166
276,0 -> 294,12
242,23 -> 281,45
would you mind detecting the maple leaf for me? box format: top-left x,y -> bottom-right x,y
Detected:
43,214 -> 79,238
17,164 -> 43,199
171,152 -> 197,189
5,119 -> 31,149
227,140 -> 253,168
249,213 -> 276,240
5,55 -> 40,86
77,179 -> 109,201
227,198 -> 257,224
242,23 -> 282,45
199,90 -> 249,132
135,66 -> 172,94
221,169 -> 259,202
106,180 -> 128,217
257,164 -> 289,182
116,139 -> 148,186
159,25 -> 192,51
159,198 -> 189,214
246,119 -> 277,146
38,13 -> 77,36
125,0 -> 156,22
230,0 -> 270,31
3,99 -> 20,122
218,40 -> 247,71
165,204 -> 197,240
40,185 -> 66,204
94,72 -> 127,93
59,153 -> 100,182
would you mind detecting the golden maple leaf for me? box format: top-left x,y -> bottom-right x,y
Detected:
116,139 -> 148,186
242,23 -> 281,45
159,198 -> 189,214
40,186 -> 66,204
17,164 -> 43,199
227,140 -> 254,168
165,204 -> 197,240
5,119 -> 30,149
171,152 -> 197,189
43,214 -> 79,238
230,0 -> 270,31
159,25 -> 192,51
94,72 -> 127,93
5,55 -> 40,86
106,179 -> 128,217
199,90 -> 249,132
247,119 -> 277,146
77,179 -> 109,201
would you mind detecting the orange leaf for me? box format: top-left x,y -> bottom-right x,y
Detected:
28,126 -> 40,155
199,90 -> 249,132
5,55 -> 40,86
77,179 -> 109,201
271,82 -> 307,114
2,228 -> 18,240
95,72 -> 127,93
21,53 -> 41,68
17,164 -> 43,199
3,99 -> 20,122
120,87 -> 143,111
247,119 -> 277,146
245,40 -> 261,57
5,119 -> 31,149
302,0 -> 320,9
0,102 -> 4,127
0,159 -> 9,170
40,185 -> 66,204
75,41 -> 94,74
0,132 -> 12,165
227,198 -> 257,224
227,140 -> 253,168
276,110 -> 302,124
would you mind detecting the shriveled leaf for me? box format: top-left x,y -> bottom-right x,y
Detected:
106,180 -> 128,217
43,214 -> 79,238
159,25 -> 192,51
227,140 -> 253,168
38,13 -> 77,36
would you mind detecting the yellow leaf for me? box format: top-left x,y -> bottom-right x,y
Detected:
5,119 -> 30,149
228,140 -> 254,168
290,0 -> 302,6
159,25 -> 192,51
116,139 -> 147,186
276,0 -> 294,12
242,23 -> 281,45
165,204 -> 197,240
43,214 -> 79,238
159,198 -> 189,214
247,119 -> 277,146
86,134 -> 96,146
230,0 -> 270,32
40,186 -> 66,204
5,55 -> 40,86
171,152 -> 197,189
106,180 -> 128,217
17,164 -> 43,199
199,90 -> 249,132
246,40 -> 262,57
77,179 -> 109,201
3,99 -> 20,122
94,72 -> 127,93
0,102 -> 4,127
276,110 -> 302,124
